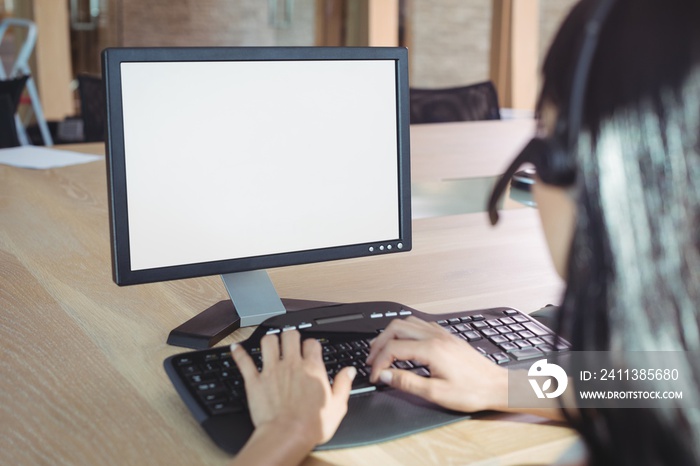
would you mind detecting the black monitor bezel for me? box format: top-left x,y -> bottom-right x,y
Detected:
102,46 -> 412,286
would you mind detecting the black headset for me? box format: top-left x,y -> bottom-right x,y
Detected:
487,0 -> 618,225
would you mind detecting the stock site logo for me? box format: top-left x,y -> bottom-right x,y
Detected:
528,359 -> 568,399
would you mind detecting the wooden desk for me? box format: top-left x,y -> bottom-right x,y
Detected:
409,119 -> 535,182
410,119 -> 535,218
0,121 -> 576,465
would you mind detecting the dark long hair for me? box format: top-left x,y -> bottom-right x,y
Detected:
541,0 -> 700,464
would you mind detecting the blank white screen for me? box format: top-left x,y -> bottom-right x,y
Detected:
121,60 -> 400,271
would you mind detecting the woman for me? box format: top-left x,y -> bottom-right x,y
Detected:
231,0 -> 700,463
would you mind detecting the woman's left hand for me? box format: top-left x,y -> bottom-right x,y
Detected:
231,330 -> 356,446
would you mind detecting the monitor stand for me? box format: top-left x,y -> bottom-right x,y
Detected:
166,270 -> 336,349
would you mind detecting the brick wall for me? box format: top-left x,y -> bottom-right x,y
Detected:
409,0 -> 579,88
118,0 -> 314,47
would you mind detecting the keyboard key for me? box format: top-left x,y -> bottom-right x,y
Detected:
454,323 -> 472,332
541,335 -> 556,344
459,316 -> 473,322
513,315 -> 528,323
491,352 -> 511,364
490,335 -> 508,344
196,381 -> 223,393
481,328 -> 499,337
180,365 -> 199,376
448,318 -> 461,325
539,344 -> 555,354
323,354 -> 338,364
508,324 -> 525,332
471,321 -> 488,329
463,331 -> 481,341
523,321 -> 549,336
511,347 -> 543,361
503,309 -> 518,316
335,342 -> 353,352
472,314 -> 485,321
188,374 -> 204,384
515,340 -> 532,348
499,342 -> 518,351
541,335 -> 569,350
409,367 -> 431,377
394,360 -> 413,370
207,401 -> 241,415
500,317 -> 516,325
226,378 -> 244,390
486,319 -> 502,327
350,340 -> 367,350
203,362 -> 220,373
518,330 -> 536,339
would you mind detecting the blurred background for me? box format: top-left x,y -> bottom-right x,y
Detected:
0,0 -> 577,144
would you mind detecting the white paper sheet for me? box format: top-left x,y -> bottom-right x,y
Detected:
0,146 -> 103,169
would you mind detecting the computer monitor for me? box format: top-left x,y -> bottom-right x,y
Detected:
102,46 -> 412,349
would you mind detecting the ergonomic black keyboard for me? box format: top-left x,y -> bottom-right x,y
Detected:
164,301 -> 569,454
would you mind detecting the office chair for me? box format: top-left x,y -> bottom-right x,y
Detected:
0,75 -> 29,148
410,81 -> 501,124
77,74 -> 106,142
0,19 -> 53,146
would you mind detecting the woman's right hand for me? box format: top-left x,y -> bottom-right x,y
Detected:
366,316 -> 510,413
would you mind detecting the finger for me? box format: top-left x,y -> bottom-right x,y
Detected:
301,337 -> 323,362
230,343 -> 259,382
367,317 -> 438,364
259,334 -> 280,369
331,366 -> 356,404
280,329 -> 301,361
369,339 -> 433,382
377,368 -> 436,402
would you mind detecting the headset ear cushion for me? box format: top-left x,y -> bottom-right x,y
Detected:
536,138 -> 577,186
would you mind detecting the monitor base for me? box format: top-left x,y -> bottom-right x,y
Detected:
167,298 -> 338,349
